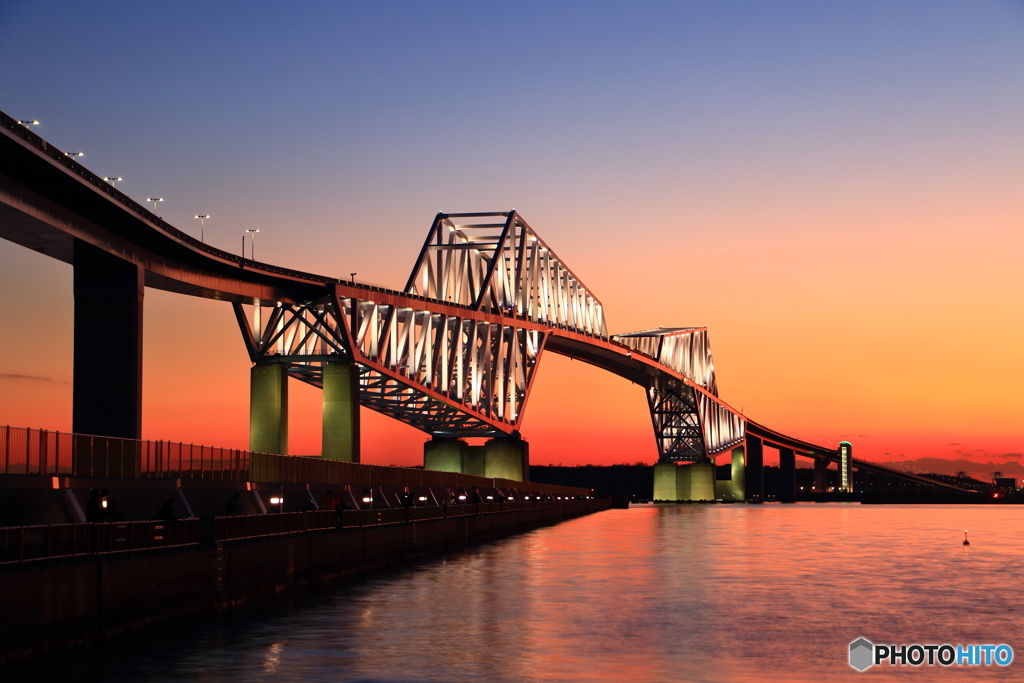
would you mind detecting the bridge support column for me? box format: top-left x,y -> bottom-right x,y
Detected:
483,437 -> 528,482
814,458 -> 828,493
653,462 -> 679,501
72,240 -> 144,439
744,435 -> 764,502
250,363 -> 288,455
731,447 -> 746,502
778,447 -> 796,503
322,363 -> 360,462
676,464 -> 692,501
689,462 -> 715,501
424,437 -> 466,473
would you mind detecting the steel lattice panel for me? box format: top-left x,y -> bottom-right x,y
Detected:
647,376 -> 707,462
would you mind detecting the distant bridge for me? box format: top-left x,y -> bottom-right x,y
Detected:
0,110 -> 972,500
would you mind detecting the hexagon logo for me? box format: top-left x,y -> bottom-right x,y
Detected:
849,638 -> 874,671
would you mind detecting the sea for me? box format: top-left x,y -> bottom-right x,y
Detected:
17,503 -> 1024,682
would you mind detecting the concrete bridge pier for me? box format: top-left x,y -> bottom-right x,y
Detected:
689,462 -> 715,501
322,363 -> 360,462
731,447 -> 746,501
744,435 -> 764,502
654,462 -> 685,501
778,447 -> 796,502
72,240 -> 144,439
249,363 -> 288,455
653,461 -> 715,501
814,457 -> 828,493
424,437 -> 467,473
484,436 -> 529,482
424,435 -> 528,482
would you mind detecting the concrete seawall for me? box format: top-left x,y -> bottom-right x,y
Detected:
0,499 -> 609,662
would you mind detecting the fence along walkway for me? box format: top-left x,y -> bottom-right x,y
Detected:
1,499 -> 606,569
0,426 -> 589,496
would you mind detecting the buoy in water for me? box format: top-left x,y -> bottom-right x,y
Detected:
963,530 -> 970,546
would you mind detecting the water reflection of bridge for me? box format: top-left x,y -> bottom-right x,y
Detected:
0,111 -> 970,500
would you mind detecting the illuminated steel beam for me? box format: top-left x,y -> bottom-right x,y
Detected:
232,291 -> 546,437
405,211 -> 607,339
613,327 -> 743,460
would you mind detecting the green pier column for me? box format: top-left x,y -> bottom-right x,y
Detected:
463,445 -> 486,476
731,447 -> 746,502
676,463 -> 692,501
424,437 -> 466,472
653,462 -> 679,501
689,462 -> 715,501
322,363 -> 361,462
250,364 -> 288,455
483,437 -> 528,481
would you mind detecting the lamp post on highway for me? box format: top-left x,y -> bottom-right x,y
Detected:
16,119 -> 39,129
64,151 -> 84,159
194,215 -> 210,242
104,176 -> 123,187
146,197 -> 163,214
350,272 -> 357,283
245,229 -> 259,260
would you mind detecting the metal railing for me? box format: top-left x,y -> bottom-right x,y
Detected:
212,510 -> 336,543
0,426 -> 591,497
0,500 -> 607,566
0,519 -> 201,568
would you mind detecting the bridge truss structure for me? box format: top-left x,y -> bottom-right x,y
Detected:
233,211 -> 743,460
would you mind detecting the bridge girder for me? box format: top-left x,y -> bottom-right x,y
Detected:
233,292 -> 546,437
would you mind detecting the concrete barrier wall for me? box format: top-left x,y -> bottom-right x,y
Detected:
0,499 -> 609,662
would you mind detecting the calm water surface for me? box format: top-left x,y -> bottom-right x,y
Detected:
24,504 -> 1024,682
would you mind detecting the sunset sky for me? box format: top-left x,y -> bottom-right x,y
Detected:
1,2 -> 1022,474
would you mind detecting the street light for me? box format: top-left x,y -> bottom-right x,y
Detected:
16,119 -> 39,129
104,177 -> 123,187
64,151 -> 84,159
194,215 -> 210,242
146,197 -> 163,214
350,272 -> 357,283
245,229 -> 259,259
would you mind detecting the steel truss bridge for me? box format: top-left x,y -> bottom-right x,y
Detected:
0,110 -> 971,496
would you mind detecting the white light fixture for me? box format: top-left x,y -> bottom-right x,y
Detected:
246,229 -> 260,259
457,495 -> 467,501
362,496 -> 372,503
418,496 -> 427,502
16,119 -> 39,128
104,176 -> 123,187
147,197 -> 164,214
64,151 -> 84,158
270,496 -> 283,505
194,215 -> 210,242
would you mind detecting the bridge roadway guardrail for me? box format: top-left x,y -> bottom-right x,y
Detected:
0,499 -> 604,569
0,426 -> 591,497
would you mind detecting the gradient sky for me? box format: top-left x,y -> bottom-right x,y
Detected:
1,1 -> 1023,473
